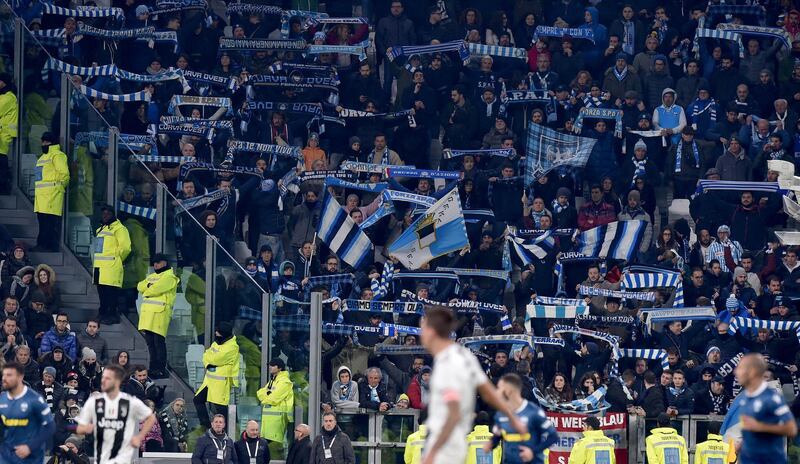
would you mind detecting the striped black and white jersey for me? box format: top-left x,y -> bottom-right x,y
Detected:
76,391 -> 152,464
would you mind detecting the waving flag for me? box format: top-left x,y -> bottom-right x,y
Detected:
574,220 -> 646,261
317,190 -> 374,269
388,186 -> 468,269
508,230 -> 556,265
525,123 -> 596,183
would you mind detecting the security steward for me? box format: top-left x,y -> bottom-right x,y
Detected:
694,422 -> 732,464
646,413 -> 688,464
93,205 -> 131,325
137,253 -> 179,379
256,358 -> 294,451
467,412 -> 502,464
194,321 -> 240,429
0,73 -> 18,194
34,132 -> 69,252
568,416 -> 616,464
404,411 -> 427,464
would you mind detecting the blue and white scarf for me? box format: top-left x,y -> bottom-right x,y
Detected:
168,95 -> 232,117
76,24 -> 154,40
306,40 -> 369,61
729,316 -> 800,343
387,41 -> 470,64
78,85 -> 150,102
466,43 -> 527,60
383,167 -> 461,179
716,23 -> 788,48
578,285 -> 656,302
442,148 -> 514,160
182,70 -> 238,92
218,38 -> 308,51
674,140 -> 700,173
573,107 -> 623,138
532,26 -> 595,43
46,57 -> 118,77
245,101 -> 323,118
118,201 -> 157,221
41,3 -> 124,19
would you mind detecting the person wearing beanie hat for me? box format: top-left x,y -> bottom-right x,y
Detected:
193,320 -> 240,428
302,130 -> 327,171
618,186 -> 652,255
705,224 -> 742,273
137,248 -> 179,379
666,113 -> 704,199
31,131 -> 69,253
135,4 -> 149,17
552,187 -> 578,229
685,82 -> 716,138
0,69 -> 15,195
256,356 -> 294,443
602,47 -> 642,102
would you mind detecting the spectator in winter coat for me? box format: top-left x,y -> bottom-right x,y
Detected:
619,139 -> 659,191
602,53 -> 642,102
552,187 -> 578,229
675,60 -> 710,109
665,370 -> 695,416
15,345 -> 40,385
235,420 -> 270,464
441,86 -> 479,150
192,415 -> 238,464
710,56 -> 745,106
1,317 -> 29,361
686,87 -> 718,140
0,244 -> 31,290
375,1 -> 416,92
618,190 -> 652,254
693,376 -> 730,415
287,424 -> 312,464
287,189 -> 322,262
24,293 -> 52,353
707,191 -> 778,252
632,371 -> 665,418
666,127 -> 708,199
584,121 -> 618,185
579,7 -> 608,69
76,319 -> 108,364
578,185 -> 617,231
644,57 -> 675,111
609,6 -> 646,57
123,366 -> 165,405
406,366 -> 430,409
358,368 -> 392,411
0,296 -> 26,336
76,347 -> 102,393
39,312 -> 77,361
776,247 -> 800,295
331,366 -> 360,410
7,266 -> 36,312
715,136 -> 752,181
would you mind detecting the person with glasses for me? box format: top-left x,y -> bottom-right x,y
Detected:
684,267 -> 714,307
39,312 -> 76,361
287,424 -> 311,464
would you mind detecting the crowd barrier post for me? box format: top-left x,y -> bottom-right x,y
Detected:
12,17 -> 23,173
259,293 -> 272,386
106,126 -> 118,210
309,291 -> 323,439
155,183 -> 165,253
203,234 -> 216,348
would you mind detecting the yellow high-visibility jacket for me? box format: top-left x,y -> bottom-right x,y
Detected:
92,219 -> 131,288
137,268 -> 179,337
196,336 -> 240,406
694,434 -> 730,464
404,425 -> 426,464
0,90 -> 18,156
646,427 -> 688,464
256,370 -> 294,443
466,425 -> 502,464
34,144 -> 69,216
568,430 -> 616,464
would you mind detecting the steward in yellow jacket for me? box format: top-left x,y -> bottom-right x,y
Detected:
694,422 -> 731,464
137,254 -> 179,378
256,358 -> 294,444
569,417 -> 615,464
34,133 -> 69,252
646,414 -> 688,464
466,419 -> 502,464
193,322 -> 240,429
93,205 -> 131,325
404,422 -> 426,464
0,73 -> 18,194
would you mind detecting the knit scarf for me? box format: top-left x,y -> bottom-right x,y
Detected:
622,21 -> 635,55
552,199 -> 568,214
674,140 -> 699,173
656,19 -> 669,44
691,99 -> 717,120
372,147 -> 389,165
530,209 -> 547,228
631,157 -> 647,186
613,65 -> 628,82
707,390 -> 725,413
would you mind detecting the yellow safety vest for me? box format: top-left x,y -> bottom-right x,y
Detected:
256,370 -> 294,443
136,268 -> 179,337
93,219 -> 131,288
34,144 -> 69,216
568,430 -> 616,464
0,91 -> 18,156
197,336 -> 240,406
404,424 -> 426,464
693,434 -> 730,464
646,427 -> 688,464
466,425 -> 502,464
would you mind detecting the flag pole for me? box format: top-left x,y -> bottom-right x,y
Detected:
307,231 -> 317,278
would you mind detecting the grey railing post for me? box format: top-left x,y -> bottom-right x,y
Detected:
204,235 -> 216,348
260,293 -> 272,386
106,127 -> 118,211
12,18 -> 23,169
59,74 -> 70,148
308,291 -> 323,439
155,183 -> 165,254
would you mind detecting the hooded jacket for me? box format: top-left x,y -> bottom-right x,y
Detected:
34,264 -> 61,312
331,366 -> 360,410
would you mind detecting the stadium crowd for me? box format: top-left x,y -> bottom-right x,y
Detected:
6,0 -> 800,460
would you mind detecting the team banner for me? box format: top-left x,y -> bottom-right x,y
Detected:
341,299 -> 423,314
383,167 -> 461,179
182,69 -> 238,92
247,73 -> 340,91
525,123 -> 596,183
384,190 -> 436,207
399,289 -> 506,314
167,95 -> 232,116
545,413 -> 627,463
159,117 -> 233,131
532,26 -> 595,43
76,24 -> 155,40
387,41 -> 471,63
573,107 -> 623,138
442,148 -> 514,160
218,38 -> 308,51
340,161 -> 411,174
226,3 -> 283,16
324,176 -> 388,193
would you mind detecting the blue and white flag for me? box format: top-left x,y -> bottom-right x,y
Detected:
622,269 -> 684,307
574,220 -> 646,261
526,304 -> 589,320
317,190 -> 375,269
508,230 -> 555,264
118,201 -> 157,220
388,186 -> 468,269
616,348 -> 669,370
525,123 -> 596,183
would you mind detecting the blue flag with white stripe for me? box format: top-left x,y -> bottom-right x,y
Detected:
318,190 -> 374,269
574,220 -> 646,261
508,230 -> 556,265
